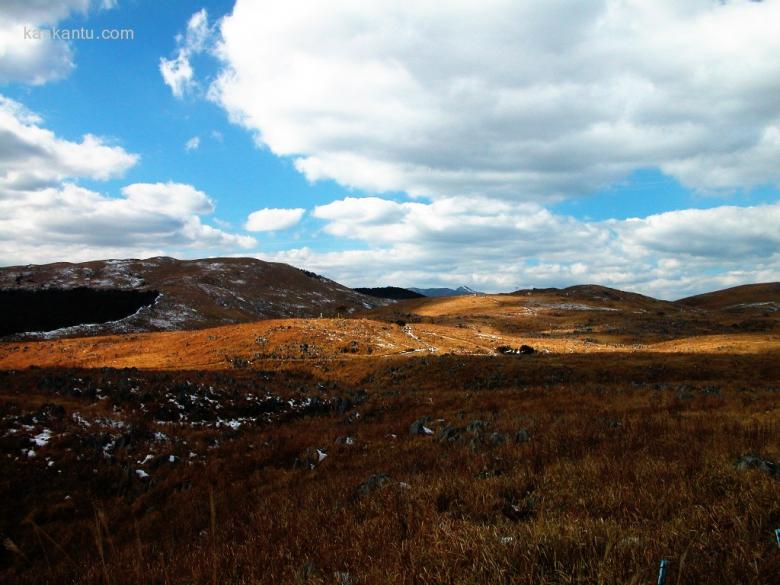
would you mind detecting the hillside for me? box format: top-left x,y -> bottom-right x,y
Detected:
364,285 -> 735,345
353,286 -> 425,300
676,282 -> 780,312
1,282 -> 780,584
408,286 -> 482,297
0,257 -> 387,338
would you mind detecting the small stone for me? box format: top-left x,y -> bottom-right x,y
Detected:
409,417 -> 431,435
355,474 -> 391,497
514,429 -> 531,443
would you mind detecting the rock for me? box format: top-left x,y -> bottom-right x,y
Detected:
514,429 -> 531,443
734,454 -> 780,477
355,474 -> 391,498
297,447 -> 328,469
676,385 -> 694,400
334,435 -> 354,446
334,397 -> 353,414
501,492 -> 536,522
466,420 -> 488,434
409,417 -> 432,435
488,432 -> 508,446
519,345 -> 535,354
437,425 -> 464,443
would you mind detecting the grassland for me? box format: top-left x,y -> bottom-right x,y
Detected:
1,289 -> 779,584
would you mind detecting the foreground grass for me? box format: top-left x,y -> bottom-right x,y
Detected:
1,351 -> 779,584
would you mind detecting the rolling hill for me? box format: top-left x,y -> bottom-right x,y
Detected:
0,257 -> 387,338
676,282 -> 780,312
353,286 -> 425,300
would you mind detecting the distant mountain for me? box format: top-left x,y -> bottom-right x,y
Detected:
353,286 -> 425,300
0,257 -> 386,338
408,285 -> 483,297
675,282 -> 780,313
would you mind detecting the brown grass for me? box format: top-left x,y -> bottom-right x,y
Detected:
1,296 -> 779,583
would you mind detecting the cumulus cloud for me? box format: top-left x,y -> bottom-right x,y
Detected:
210,0 -> 780,200
0,96 -> 138,190
0,0 -> 114,85
258,195 -> 780,299
0,95 -> 256,264
245,207 -> 305,232
618,203 -> 780,259
160,9 -> 214,98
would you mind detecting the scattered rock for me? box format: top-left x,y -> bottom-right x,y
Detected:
409,417 -> 432,435
496,344 -> 535,355
676,385 -> 694,400
437,425 -> 464,443
514,429 -> 531,443
466,420 -> 488,434
500,490 -> 536,522
734,454 -> 779,478
488,432 -> 508,446
355,474 -> 391,498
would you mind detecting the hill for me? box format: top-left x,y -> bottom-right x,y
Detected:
676,282 -> 780,312
353,286 -> 425,300
1,281 -> 779,584
0,257 -> 386,338
408,285 -> 482,297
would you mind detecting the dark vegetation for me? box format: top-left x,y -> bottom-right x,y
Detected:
0,289 -> 159,337
1,351 -> 779,584
353,287 -> 425,300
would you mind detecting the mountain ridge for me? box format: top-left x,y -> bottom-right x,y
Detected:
0,256 -> 387,338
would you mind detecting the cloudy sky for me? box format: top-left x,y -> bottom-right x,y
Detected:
1,0 -> 779,299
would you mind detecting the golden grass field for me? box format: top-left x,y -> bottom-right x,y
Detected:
1,288 -> 779,584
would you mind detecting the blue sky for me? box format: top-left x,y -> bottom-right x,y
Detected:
1,0 -> 779,298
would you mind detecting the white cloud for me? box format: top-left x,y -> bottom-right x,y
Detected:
160,9 -> 214,98
210,0 -> 780,200
0,95 -> 138,190
0,1 -> 116,85
0,95 -> 256,264
618,203 -> 780,259
185,136 -> 200,151
257,195 -> 780,299
245,207 -> 305,232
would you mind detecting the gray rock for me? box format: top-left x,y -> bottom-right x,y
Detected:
355,474 -> 391,497
514,429 -> 531,443
467,420 -> 488,434
438,425 -> 464,443
409,416 -> 432,435
734,454 -> 779,478
488,432 -> 508,446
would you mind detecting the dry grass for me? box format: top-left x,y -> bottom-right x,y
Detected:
1,293 -> 779,583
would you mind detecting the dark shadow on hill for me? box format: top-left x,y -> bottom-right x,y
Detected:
0,288 -> 159,336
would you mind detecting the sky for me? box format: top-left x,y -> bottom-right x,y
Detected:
0,0 -> 779,299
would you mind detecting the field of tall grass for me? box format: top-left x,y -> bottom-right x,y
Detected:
1,350 -> 779,584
